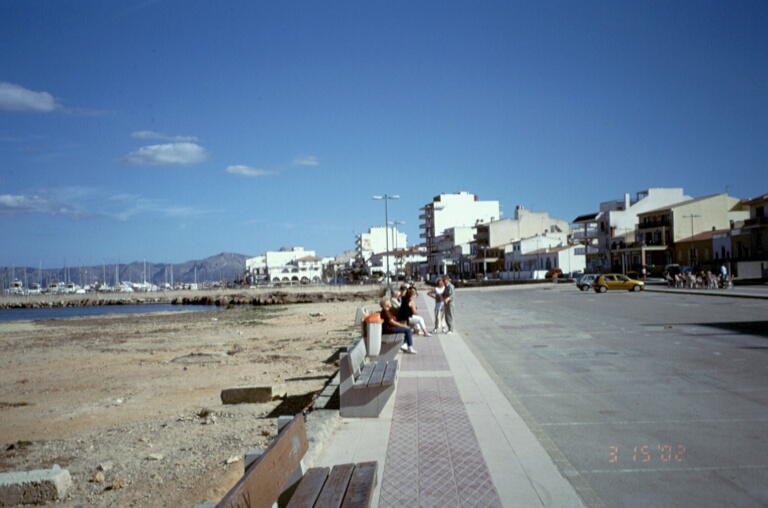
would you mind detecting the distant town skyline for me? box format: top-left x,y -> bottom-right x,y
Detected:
2,1 -> 766,267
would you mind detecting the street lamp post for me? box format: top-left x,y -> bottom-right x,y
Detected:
389,220 -> 405,281
683,214 -> 700,265
373,195 -> 399,291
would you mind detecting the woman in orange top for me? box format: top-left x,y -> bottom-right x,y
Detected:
379,298 -> 416,354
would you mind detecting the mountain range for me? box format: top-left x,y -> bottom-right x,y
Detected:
2,252 -> 250,288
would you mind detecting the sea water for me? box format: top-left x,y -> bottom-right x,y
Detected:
0,304 -> 219,322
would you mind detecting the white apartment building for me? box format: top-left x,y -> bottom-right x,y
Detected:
356,226 -> 407,264
244,246 -> 323,284
571,188 -> 692,273
420,191 -> 500,277
432,226 -> 476,277
368,246 -> 427,280
502,233 -> 576,278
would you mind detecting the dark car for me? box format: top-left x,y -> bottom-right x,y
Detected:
576,274 -> 598,291
663,264 -> 692,279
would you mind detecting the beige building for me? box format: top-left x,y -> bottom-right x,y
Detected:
571,188 -> 692,273
628,194 -> 748,273
473,206 -> 569,276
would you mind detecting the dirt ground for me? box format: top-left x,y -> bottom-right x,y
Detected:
0,289 -> 381,507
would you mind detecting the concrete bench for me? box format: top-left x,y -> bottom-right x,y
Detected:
340,338 -> 399,418
204,413 -> 377,508
376,333 -> 405,361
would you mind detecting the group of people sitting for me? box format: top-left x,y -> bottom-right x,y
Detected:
378,283 -> 429,355
377,276 -> 454,355
665,266 -> 731,289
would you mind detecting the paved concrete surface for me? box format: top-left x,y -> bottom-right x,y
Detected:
457,281 -> 768,507
643,278 -> 768,299
312,290 -> 587,507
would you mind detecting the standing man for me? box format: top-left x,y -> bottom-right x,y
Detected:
442,274 -> 455,334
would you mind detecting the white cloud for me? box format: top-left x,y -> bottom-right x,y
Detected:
123,142 -> 209,166
293,156 -> 319,167
107,193 -> 210,221
0,82 -> 58,112
0,194 -> 48,213
131,130 -> 198,142
226,165 -> 277,177
0,193 -> 87,217
0,187 -> 209,222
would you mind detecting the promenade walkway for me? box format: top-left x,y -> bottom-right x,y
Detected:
313,289 -> 586,507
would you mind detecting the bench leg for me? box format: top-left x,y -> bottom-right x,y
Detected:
340,384 -> 395,418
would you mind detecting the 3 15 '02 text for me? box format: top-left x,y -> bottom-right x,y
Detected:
609,445 -> 686,464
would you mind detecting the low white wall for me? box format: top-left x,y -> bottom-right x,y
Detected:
735,261 -> 768,279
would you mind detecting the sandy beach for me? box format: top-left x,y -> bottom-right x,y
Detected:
0,288 -> 381,507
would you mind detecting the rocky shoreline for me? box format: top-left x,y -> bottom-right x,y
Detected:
0,295 -> 376,507
0,287 -> 382,310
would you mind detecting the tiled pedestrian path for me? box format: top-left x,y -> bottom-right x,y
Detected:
378,293 -> 503,507
313,287 -> 587,508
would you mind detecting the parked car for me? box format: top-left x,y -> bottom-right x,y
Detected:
663,264 -> 691,279
576,274 -> 598,291
593,273 -> 645,293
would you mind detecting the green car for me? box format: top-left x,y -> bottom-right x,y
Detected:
593,274 -> 645,293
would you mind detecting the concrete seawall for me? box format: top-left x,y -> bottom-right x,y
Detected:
0,287 -> 382,309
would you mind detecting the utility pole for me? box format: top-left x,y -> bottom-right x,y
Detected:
373,195 -> 399,291
683,214 -> 700,265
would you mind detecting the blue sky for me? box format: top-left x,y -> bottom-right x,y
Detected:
2,1 -> 767,268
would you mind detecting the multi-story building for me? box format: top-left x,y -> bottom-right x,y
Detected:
368,246 -> 427,280
244,246 -> 324,284
502,233 -> 576,278
571,188 -> 692,274
712,193 -> 768,278
742,193 -> 768,259
429,226 -> 476,279
472,206 -> 569,276
355,226 -> 407,265
630,193 -> 748,273
420,191 -> 500,277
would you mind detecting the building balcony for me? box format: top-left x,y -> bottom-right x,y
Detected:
572,230 -> 600,240
575,246 -> 599,255
610,240 -> 669,251
638,220 -> 671,230
744,216 -> 768,227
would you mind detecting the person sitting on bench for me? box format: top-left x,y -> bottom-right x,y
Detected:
380,298 -> 417,354
397,287 -> 431,336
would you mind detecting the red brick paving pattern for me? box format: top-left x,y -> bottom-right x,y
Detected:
378,301 -> 503,507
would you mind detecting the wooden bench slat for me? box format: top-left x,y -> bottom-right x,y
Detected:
367,361 -> 386,387
285,467 -> 330,508
217,414 -> 309,508
354,362 -> 376,388
313,463 -> 355,508
381,360 -> 398,387
341,461 -> 378,508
